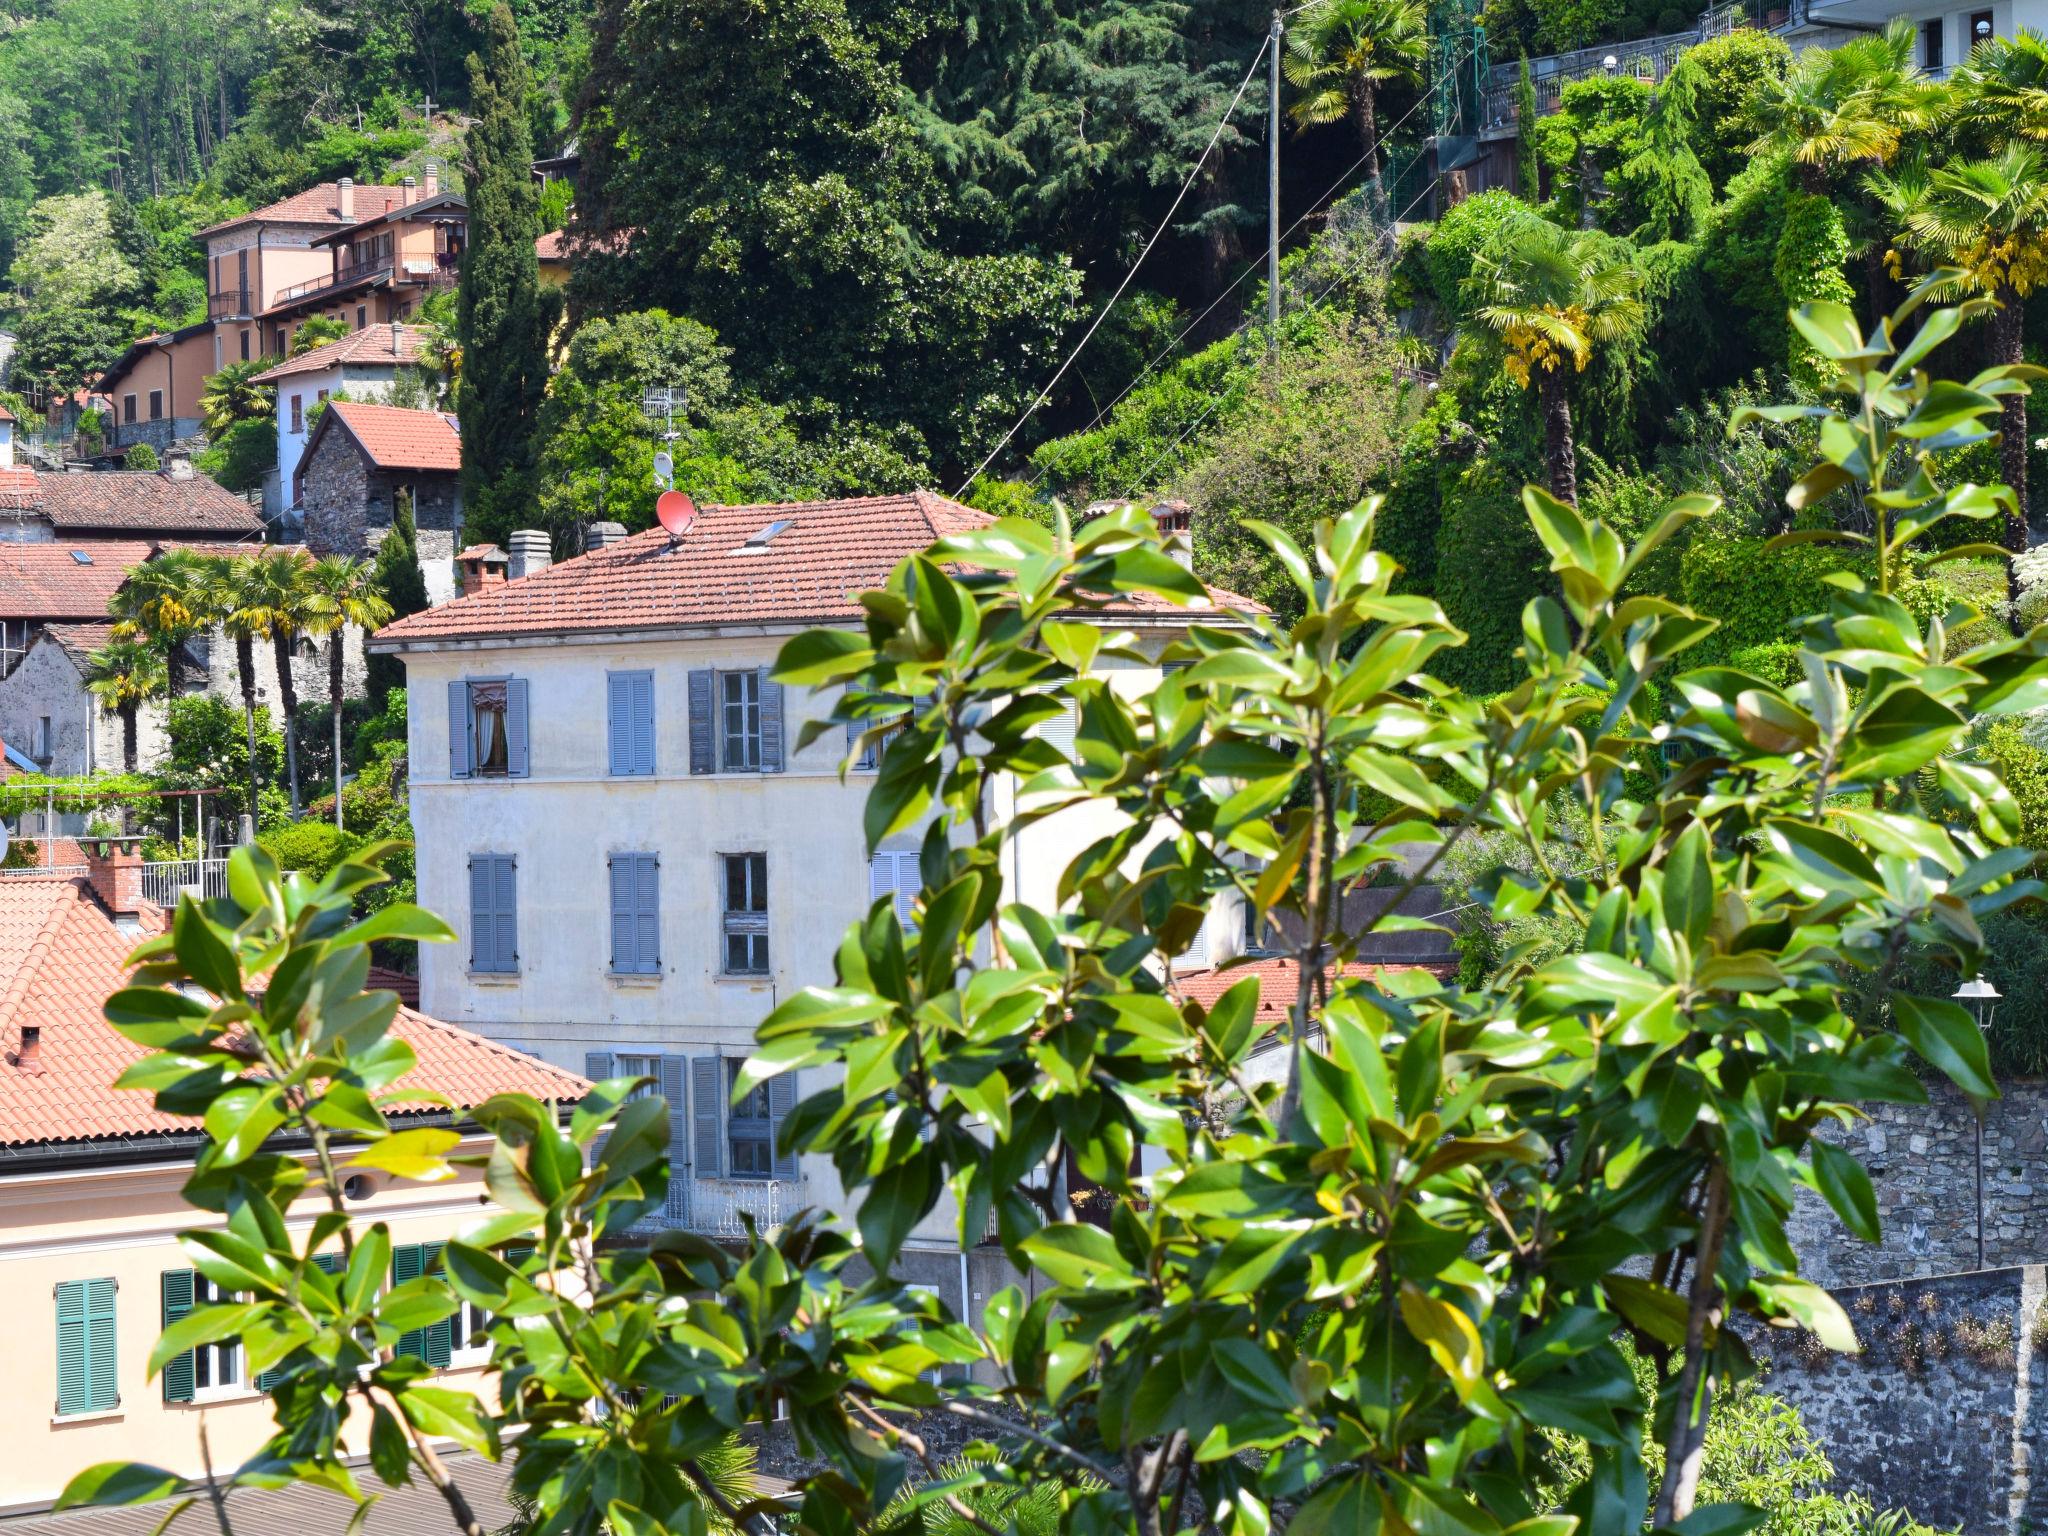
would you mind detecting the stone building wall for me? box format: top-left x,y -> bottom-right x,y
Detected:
1788,1078 -> 2048,1286
1746,1266 -> 2048,1535
299,427 -> 460,602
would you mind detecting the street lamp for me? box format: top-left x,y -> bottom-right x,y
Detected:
1955,975 -> 2001,1269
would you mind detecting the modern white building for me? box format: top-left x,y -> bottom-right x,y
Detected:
250,321 -> 431,513
1778,0 -> 2021,68
368,492 -> 1261,1301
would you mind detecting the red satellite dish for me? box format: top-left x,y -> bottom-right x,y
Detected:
656,490 -> 697,538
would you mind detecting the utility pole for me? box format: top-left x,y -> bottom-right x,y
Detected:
1268,10 -> 1283,347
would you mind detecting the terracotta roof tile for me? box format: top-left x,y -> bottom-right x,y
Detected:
375,493 -> 1258,645
0,403 -> 15,422
199,182 -> 417,236
1175,956 -> 1447,1026
38,621 -> 117,667
0,878 -> 587,1146
0,540 -> 156,620
0,466 -> 40,511
367,965 -> 421,1008
535,229 -> 566,261
322,401 -> 462,473
252,324 -> 429,384
34,471 -> 264,536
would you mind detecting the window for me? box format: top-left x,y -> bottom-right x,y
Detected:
275,327 -> 288,356
687,667 -> 783,774
390,1244 -> 451,1367
31,716 -> 50,761
148,390 -> 163,421
239,329 -> 250,362
356,305 -> 368,329
290,394 -> 303,433
1971,8 -> 1994,46
1243,896 -> 1271,955
449,677 -> 531,780
721,670 -> 761,770
607,671 -> 654,776
122,394 -> 137,425
609,852 -> 660,974
727,1060 -> 773,1177
317,388 -> 329,404
469,853 -> 518,973
721,853 -> 768,975
868,850 -> 919,929
470,680 -> 510,775
54,1277 -> 118,1416
191,1275 -> 243,1392
1924,18 -> 1943,69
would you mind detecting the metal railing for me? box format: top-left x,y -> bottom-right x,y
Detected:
1480,3 -> 1750,129
208,288 -> 253,321
0,864 -> 87,879
671,1177 -> 790,1237
140,857 -> 231,908
273,254 -> 461,307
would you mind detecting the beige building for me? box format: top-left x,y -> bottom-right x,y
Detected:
0,846 -> 587,1514
368,493 -> 1259,1304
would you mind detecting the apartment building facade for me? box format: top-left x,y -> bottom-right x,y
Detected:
368,493 -> 1259,1305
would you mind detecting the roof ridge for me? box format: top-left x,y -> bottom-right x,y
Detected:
395,1005 -> 590,1089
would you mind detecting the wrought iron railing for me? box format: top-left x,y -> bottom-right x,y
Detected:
207,288 -> 252,321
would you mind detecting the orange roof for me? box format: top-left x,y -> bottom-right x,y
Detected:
0,877 -> 587,1147
34,470 -> 265,537
1175,956 -> 1446,1025
0,403 -> 15,422
0,466 -> 38,511
307,400 -> 462,475
0,540 -> 156,620
199,181 -> 418,237
535,229 -> 567,261
252,323 -> 430,384
374,494 -> 1257,645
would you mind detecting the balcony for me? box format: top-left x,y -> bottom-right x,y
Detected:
208,288 -> 252,321
272,254 -> 462,309
666,1177 -> 793,1237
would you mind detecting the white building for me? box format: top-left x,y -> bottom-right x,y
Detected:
1778,0 -> 2020,68
368,492 -> 1260,1300
250,322 -> 431,513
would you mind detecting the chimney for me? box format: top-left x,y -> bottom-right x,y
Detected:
507,529 -> 552,580
338,176 -> 355,223
391,318 -> 404,355
423,161 -> 440,197
163,455 -> 195,482
1150,499 -> 1194,571
83,840 -> 147,921
401,174 -> 417,208
17,1025 -> 43,1076
584,521 -> 628,553
456,544 -> 507,595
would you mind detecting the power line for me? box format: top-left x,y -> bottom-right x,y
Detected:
951,35 -> 1275,498
1029,43 -> 1474,487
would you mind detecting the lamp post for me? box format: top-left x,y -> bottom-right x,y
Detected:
1955,975 -> 2001,1269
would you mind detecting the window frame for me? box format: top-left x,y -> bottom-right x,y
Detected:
720,852 -> 770,977
719,670 -> 762,771
190,1274 -> 245,1397
468,678 -> 512,778
726,1058 -> 774,1179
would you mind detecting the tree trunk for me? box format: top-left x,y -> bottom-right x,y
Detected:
1995,289 -> 2031,619
165,638 -> 186,698
236,633 -> 260,821
273,631 -> 302,815
1654,1171 -> 1731,1527
1357,82 -> 1388,233
1798,159 -> 1827,197
331,633 -> 347,831
1539,368 -> 1578,506
121,704 -> 137,774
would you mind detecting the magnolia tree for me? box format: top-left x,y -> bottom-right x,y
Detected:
64,285 -> 2048,1536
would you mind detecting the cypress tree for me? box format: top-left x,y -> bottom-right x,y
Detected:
367,494 -> 428,703
457,0 -> 545,545
1514,55 -> 1540,199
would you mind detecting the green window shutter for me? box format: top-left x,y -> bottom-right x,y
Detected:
160,1270 -> 196,1404
312,1251 -> 346,1275
57,1278 -> 118,1415
421,1242 -> 452,1368
392,1241 -> 425,1360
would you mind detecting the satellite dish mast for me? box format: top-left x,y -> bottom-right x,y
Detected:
656,490 -> 697,542
653,450 -> 674,490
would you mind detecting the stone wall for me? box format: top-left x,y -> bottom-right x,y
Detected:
1747,1266 -> 2048,1535
299,429 -> 371,556
1789,1078 -> 2048,1286
300,427 -> 460,602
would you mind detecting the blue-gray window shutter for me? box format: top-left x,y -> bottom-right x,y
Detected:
768,1071 -> 799,1183
583,1051 -> 613,1165
847,719 -> 876,771
662,1056 -> 689,1222
160,1270 -> 195,1404
759,670 -> 785,773
635,855 -> 659,969
609,856 -> 632,972
505,677 -> 530,778
448,680 -> 471,778
469,857 -> 491,970
633,673 -> 655,773
492,857 -> 518,972
687,669 -> 715,774
691,1056 -> 723,1179
607,674 -> 632,776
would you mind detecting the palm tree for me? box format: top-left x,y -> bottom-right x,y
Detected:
82,639 -> 168,773
198,553 -> 270,820
302,556 -> 393,829
238,548 -> 319,815
1952,30 -> 2048,148
1890,144 -> 2048,592
1748,18 -> 1936,195
1465,212 -> 1648,505
108,549 -> 208,697
198,360 -> 275,440
1283,0 -> 1427,220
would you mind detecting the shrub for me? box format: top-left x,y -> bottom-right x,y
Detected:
257,820 -> 361,882
1423,189 -> 1528,315
122,443 -> 159,470
1664,29 -> 1793,193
